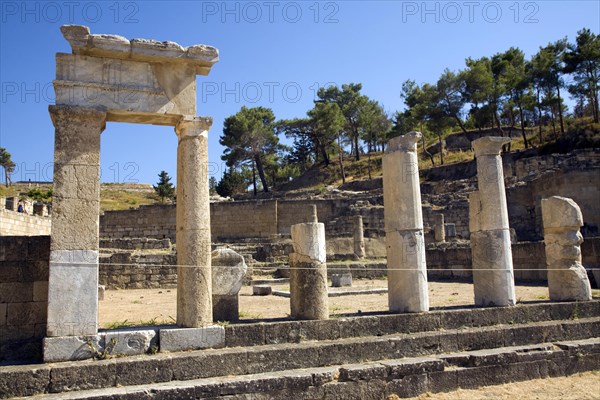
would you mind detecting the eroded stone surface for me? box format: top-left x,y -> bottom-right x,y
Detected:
47,250 -> 99,337
542,196 -> 592,301
470,137 -> 516,307
354,215 -> 366,259
383,131 -> 429,313
176,117 -> 213,327
289,212 -> 329,320
160,326 -> 225,352
211,248 -> 247,296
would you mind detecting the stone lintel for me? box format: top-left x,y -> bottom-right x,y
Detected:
386,131 -> 422,153
60,25 -> 218,75
160,326 -> 225,352
472,136 -> 511,157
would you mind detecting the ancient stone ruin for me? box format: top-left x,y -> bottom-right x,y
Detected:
383,131 -> 429,313
0,24 -> 598,400
45,25 -> 219,360
542,196 -> 592,301
289,205 -> 329,320
469,137 -> 516,307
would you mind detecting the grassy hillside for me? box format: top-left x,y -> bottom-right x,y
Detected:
0,182 -> 162,212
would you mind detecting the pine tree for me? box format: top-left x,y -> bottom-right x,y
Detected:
153,171 -> 175,203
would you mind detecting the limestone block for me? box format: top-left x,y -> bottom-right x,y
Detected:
0,197 -> 5,210
253,285 -> 272,295
211,248 -> 247,296
213,294 -> 239,322
49,105 -> 105,166
50,196 -> 100,251
386,229 -> 429,312
471,230 -> 516,307
104,329 -> 158,356
33,281 -> 48,302
290,223 -> 326,263
289,253 -> 329,320
60,25 -> 218,74
542,196 -> 584,229
542,196 -> 592,301
43,335 -> 103,362
383,132 -> 423,231
331,273 -> 353,287
159,326 -> 225,352
47,250 -> 99,336
0,303 -> 6,326
53,163 -> 100,201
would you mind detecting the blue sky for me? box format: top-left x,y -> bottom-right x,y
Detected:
1,1 -> 599,184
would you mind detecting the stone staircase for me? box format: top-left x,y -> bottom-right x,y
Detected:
1,301 -> 598,399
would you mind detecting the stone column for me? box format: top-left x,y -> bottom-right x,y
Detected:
541,196 -> 592,301
470,137 -> 516,307
434,213 -> 445,242
383,131 -> 429,313
289,207 -> 328,320
47,105 -> 106,337
353,215 -> 366,259
175,116 -> 213,327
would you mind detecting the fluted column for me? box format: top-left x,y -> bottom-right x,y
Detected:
470,137 -> 516,307
175,116 -> 213,327
383,131 -> 429,313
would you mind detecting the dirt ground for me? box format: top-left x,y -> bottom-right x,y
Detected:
98,281 -> 600,399
99,279 -> 561,325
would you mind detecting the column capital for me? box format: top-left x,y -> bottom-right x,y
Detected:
176,116 -> 213,138
49,105 -> 107,131
472,136 -> 510,157
387,131 -> 421,153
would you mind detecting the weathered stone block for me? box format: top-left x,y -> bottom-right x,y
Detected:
33,281 -> 48,302
48,359 -> 116,393
0,365 -> 51,398
43,335 -> 104,362
7,302 -> 47,326
104,329 -> 158,356
115,356 -> 173,386
159,326 -> 225,352
47,250 -> 99,336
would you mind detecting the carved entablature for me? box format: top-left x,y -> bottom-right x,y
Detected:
53,25 -> 219,125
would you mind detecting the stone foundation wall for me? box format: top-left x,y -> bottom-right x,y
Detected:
0,209 -> 51,236
99,252 -> 177,289
0,236 -> 50,363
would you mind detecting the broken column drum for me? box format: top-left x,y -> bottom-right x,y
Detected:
541,196 -> 592,301
354,215 -> 366,259
383,131 -> 429,313
211,248 -> 248,321
289,206 -> 329,320
46,24 -> 219,349
469,137 -> 516,307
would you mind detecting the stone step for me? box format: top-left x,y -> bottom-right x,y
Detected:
10,338 -> 600,399
2,314 -> 598,398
